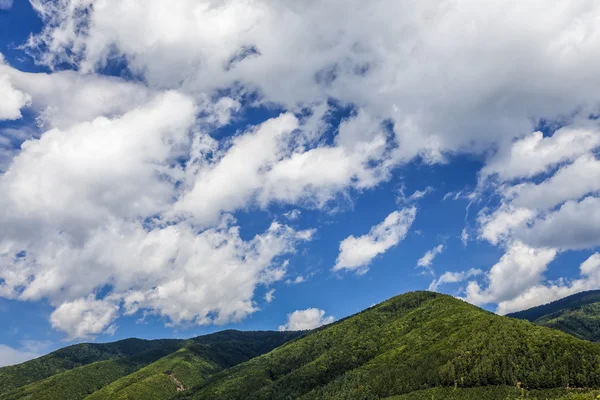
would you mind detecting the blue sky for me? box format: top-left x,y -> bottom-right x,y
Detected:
1,1 -> 600,366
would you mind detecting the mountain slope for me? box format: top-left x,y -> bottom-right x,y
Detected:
0,338 -> 184,396
183,291 -> 600,400
507,290 -> 600,342
84,330 -> 304,400
0,343 -> 184,400
0,330 -> 302,400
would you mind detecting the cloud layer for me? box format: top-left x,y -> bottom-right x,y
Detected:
1,0 -> 600,337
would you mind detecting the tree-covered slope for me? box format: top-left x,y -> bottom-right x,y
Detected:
84,330 -> 304,400
0,343 -> 184,400
182,291 -> 600,400
0,338 -> 184,396
0,330 -> 302,400
507,290 -> 600,322
507,290 -> 600,342
385,387 -> 600,400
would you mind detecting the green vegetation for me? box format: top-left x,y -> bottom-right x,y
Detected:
182,292 -> 600,400
507,291 -> 600,323
0,338 -> 184,396
0,330 -> 301,400
508,291 -> 600,342
385,387 -> 600,400
0,344 -> 183,400
85,330 -> 304,400
6,291 -> 600,400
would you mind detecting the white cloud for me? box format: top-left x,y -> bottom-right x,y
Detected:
0,345 -> 40,368
0,73 -> 31,120
264,289 -> 276,303
50,297 -> 119,340
496,253 -> 600,315
334,207 -> 417,273
428,268 -> 483,292
0,93 -> 317,339
283,209 -> 301,221
481,126 -> 600,182
0,60 -> 152,129
478,206 -> 535,246
508,154 -> 600,211
0,0 -> 12,11
278,308 -> 334,331
397,186 -> 434,204
465,241 -> 557,308
517,196 -> 600,250
417,244 -> 444,272
460,228 -> 469,246
285,276 -> 305,285
3,0 -> 600,337
27,0 -> 600,162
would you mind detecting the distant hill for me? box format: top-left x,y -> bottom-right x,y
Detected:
0,331 -> 302,400
183,291 -> 600,400
84,330 -> 303,400
507,290 -> 600,342
0,338 -> 184,396
5,292 -> 600,400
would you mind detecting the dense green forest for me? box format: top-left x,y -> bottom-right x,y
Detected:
85,330 -> 304,400
507,290 -> 600,322
183,292 -> 600,400
4,291 -> 600,400
508,290 -> 600,342
0,338 -> 184,395
0,331 -> 301,400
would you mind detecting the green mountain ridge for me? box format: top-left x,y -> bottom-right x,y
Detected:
507,290 -> 600,342
0,331 -> 302,400
0,338 -> 184,395
4,291 -> 600,400
181,291 -> 600,400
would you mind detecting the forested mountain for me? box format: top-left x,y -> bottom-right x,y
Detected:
183,292 -> 600,400
4,292 -> 600,400
0,331 -> 302,400
507,290 -> 600,342
0,338 -> 185,395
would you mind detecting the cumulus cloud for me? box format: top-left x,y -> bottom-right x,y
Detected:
27,0 -> 600,160
464,242 -> 557,310
50,297 -> 119,340
517,196 -> 600,250
470,122 -> 600,310
278,308 -> 334,331
0,345 -> 40,368
334,208 -> 417,273
0,73 -> 31,120
0,60 -> 152,128
496,253 -> 600,315
428,268 -> 483,292
3,0 -> 600,336
417,244 -> 444,273
0,92 -> 316,338
481,126 -> 600,182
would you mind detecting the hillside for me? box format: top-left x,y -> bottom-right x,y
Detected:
84,330 -> 303,400
507,290 -> 600,342
182,291 -> 600,400
0,331 -> 301,400
0,338 -> 184,396
6,292 -> 600,400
